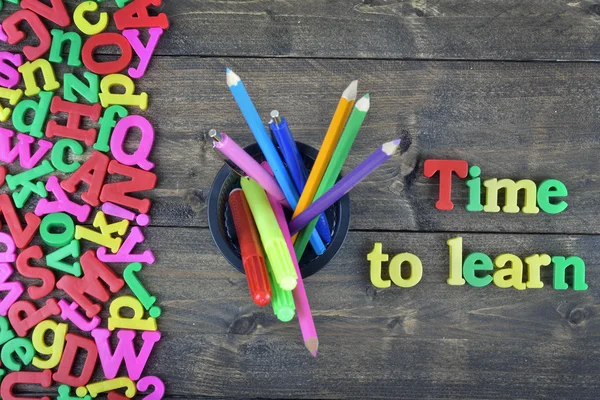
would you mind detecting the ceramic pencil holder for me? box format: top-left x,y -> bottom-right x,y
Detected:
208,142 -> 351,278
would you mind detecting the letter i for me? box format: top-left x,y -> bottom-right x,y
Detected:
466,166 -> 483,212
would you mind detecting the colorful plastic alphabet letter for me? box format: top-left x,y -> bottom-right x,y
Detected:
108,296 -> 157,331
2,10 -> 51,61
367,242 -> 390,288
82,33 -> 133,75
99,74 -> 148,110
114,0 -> 169,30
110,115 -> 155,170
31,320 -> 67,370
73,1 -> 109,36
423,159 -> 468,210
92,328 -> 160,380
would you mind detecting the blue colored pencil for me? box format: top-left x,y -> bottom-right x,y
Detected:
226,68 -> 325,255
269,110 -> 332,244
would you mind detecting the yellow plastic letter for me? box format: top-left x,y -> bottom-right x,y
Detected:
108,295 -> 157,331
524,254 -> 551,289
388,253 -> 423,288
31,320 -> 67,370
99,74 -> 148,110
367,242 -> 390,288
74,1 -> 109,36
75,211 -> 129,254
483,178 -> 540,214
447,236 -> 465,285
493,254 -> 526,290
0,88 -> 23,122
18,59 -> 61,97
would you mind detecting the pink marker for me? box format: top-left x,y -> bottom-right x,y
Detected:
102,202 -> 150,226
209,130 -> 289,208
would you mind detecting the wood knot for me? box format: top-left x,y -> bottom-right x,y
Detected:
567,307 -> 588,326
184,189 -> 206,212
228,313 -> 258,335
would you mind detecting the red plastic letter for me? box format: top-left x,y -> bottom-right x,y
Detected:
46,97 -> 101,146
61,151 -> 109,207
1,370 -> 53,400
2,10 -> 51,61
0,194 -> 40,249
8,299 -> 60,337
100,160 -> 156,214
21,0 -> 70,27
16,246 -> 55,300
56,250 -> 124,318
114,0 -> 169,30
424,159 -> 468,211
53,332 -> 98,387
82,33 -> 133,75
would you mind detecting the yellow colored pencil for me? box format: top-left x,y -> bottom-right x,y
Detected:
291,79 -> 358,242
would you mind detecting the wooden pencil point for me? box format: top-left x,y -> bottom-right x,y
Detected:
382,139 -> 401,155
226,68 -> 241,87
342,79 -> 358,101
305,338 -> 319,357
355,93 -> 370,112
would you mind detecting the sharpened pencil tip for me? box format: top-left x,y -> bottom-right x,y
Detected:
305,338 -> 319,357
355,93 -> 370,112
342,79 -> 358,101
382,139 -> 402,155
226,68 -> 241,87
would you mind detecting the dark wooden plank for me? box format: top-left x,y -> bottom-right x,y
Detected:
131,57 -> 600,234
3,0 -> 600,61
141,227 -> 600,398
1,56 -> 599,234
4,227 -> 599,398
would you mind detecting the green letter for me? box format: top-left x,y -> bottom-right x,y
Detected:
553,256 -> 587,290
463,252 -> 493,287
537,179 -> 568,214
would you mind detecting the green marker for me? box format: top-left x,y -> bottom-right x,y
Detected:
294,93 -> 370,260
266,258 -> 295,322
240,177 -> 298,291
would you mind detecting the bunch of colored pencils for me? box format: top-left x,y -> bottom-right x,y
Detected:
211,68 -> 401,357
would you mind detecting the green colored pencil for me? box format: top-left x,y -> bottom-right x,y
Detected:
294,93 -> 370,260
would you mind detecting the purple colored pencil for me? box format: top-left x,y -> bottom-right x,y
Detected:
288,139 -> 401,235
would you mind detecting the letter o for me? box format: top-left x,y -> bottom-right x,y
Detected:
82,32 -> 132,75
389,253 -> 423,288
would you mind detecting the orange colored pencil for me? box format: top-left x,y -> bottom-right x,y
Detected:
291,79 -> 358,242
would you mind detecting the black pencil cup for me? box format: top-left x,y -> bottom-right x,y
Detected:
208,142 -> 351,278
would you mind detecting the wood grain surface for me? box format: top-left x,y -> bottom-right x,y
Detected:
1,0 -> 600,399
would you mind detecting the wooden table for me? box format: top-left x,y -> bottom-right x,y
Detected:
3,1 -> 600,399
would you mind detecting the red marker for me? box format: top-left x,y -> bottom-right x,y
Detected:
228,189 -> 272,306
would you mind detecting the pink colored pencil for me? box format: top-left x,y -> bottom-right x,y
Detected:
262,162 -> 318,357
209,129 -> 289,208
